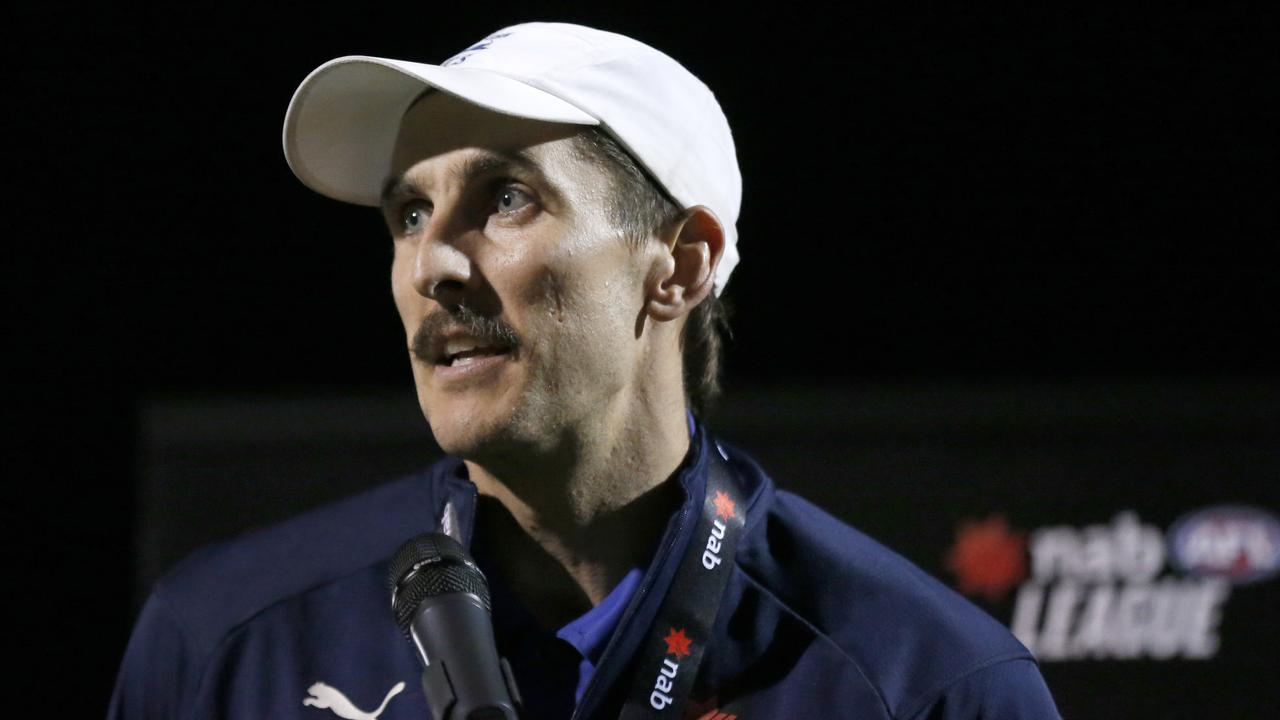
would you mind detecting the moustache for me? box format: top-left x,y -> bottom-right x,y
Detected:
411,305 -> 521,362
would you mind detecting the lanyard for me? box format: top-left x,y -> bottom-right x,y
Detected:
618,446 -> 745,719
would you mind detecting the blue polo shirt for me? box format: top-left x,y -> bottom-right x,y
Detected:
474,541 -> 643,718
556,568 -> 644,700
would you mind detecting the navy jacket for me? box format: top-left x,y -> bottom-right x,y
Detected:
109,423 -> 1059,719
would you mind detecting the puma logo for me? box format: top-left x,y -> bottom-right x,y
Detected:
303,681 -> 406,720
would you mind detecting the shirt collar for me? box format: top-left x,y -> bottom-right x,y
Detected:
554,566 -> 644,663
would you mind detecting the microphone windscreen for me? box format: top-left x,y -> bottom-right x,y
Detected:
387,532 -> 492,636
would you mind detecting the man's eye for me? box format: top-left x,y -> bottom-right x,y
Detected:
400,202 -> 430,234
495,187 -> 533,215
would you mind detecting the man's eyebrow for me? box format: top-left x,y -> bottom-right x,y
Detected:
380,149 -> 548,208
380,176 -> 417,209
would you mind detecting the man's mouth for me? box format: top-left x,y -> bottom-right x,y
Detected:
438,338 -> 511,367
412,306 -> 521,373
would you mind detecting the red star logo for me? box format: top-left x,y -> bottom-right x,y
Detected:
944,514 -> 1028,603
713,491 -> 736,520
692,710 -> 738,720
664,627 -> 693,658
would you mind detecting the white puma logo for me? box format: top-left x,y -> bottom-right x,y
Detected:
303,681 -> 406,720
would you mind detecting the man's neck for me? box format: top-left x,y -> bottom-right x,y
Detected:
463,401 -> 691,629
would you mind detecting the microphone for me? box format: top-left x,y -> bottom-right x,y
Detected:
388,532 -> 522,720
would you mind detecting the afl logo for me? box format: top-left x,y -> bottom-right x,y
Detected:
1168,505 -> 1280,585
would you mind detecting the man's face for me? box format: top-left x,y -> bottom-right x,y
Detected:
384,92 -> 654,462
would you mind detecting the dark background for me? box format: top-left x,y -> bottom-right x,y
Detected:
5,2 -> 1277,717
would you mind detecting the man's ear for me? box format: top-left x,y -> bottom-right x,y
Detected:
646,205 -> 725,322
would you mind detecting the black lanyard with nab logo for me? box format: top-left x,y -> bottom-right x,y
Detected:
618,445 -> 746,720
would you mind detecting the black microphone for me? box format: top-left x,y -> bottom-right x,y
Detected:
388,532 -> 522,720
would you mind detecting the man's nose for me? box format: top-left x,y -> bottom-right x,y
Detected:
409,219 -> 473,305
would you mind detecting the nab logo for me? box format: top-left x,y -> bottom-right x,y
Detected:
702,491 -> 736,570
650,627 -> 693,710
945,514 -> 1028,602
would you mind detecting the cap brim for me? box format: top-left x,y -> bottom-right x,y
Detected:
283,56 -> 599,206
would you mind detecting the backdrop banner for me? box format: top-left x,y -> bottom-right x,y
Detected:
141,382 -> 1280,718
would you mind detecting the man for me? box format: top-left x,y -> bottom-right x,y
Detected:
110,22 -> 1059,719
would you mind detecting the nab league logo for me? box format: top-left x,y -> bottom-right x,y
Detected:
649,627 -> 694,710
947,506 -> 1280,662
303,681 -> 405,720
702,491 -> 737,570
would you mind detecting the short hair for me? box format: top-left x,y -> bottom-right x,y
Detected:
570,127 -> 732,418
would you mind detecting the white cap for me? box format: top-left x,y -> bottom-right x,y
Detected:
283,22 -> 742,295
